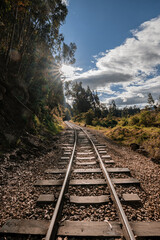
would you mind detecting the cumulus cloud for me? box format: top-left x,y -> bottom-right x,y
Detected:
61,0 -> 69,6
103,76 -> 160,107
61,64 -> 83,80
63,16 -> 160,106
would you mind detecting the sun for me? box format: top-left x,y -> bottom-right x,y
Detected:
60,64 -> 83,81
60,64 -> 75,78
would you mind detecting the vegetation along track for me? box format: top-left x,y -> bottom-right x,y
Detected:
0,121 -> 160,240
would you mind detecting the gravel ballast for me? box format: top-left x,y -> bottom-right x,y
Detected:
0,126 -> 159,240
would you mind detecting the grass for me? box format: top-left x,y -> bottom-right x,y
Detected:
73,110 -> 160,159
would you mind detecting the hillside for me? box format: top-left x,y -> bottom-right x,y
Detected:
0,0 -> 76,153
73,110 -> 160,162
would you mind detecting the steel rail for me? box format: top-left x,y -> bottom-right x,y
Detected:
68,122 -> 135,240
45,124 -> 77,240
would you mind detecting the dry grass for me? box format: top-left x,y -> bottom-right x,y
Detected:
86,125 -> 160,159
73,110 -> 160,159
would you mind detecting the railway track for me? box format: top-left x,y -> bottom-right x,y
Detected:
0,121 -> 160,240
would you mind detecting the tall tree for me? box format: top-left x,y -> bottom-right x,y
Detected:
0,0 -> 76,125
65,81 -> 102,115
109,100 -> 117,116
148,93 -> 154,108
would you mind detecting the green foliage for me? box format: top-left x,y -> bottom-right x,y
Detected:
85,109 -> 94,125
100,118 -> 118,128
108,100 -> 117,116
92,117 -> 100,126
44,117 -> 62,134
130,116 -> 139,125
148,93 -> 154,107
65,82 -> 101,115
33,110 -> 62,135
121,118 -> 128,126
33,115 -> 41,127
136,132 -> 149,145
139,111 -> 156,127
72,113 -> 84,123
66,82 -> 140,121
0,0 -> 77,134
128,110 -> 160,127
63,108 -> 71,121
62,42 -> 77,64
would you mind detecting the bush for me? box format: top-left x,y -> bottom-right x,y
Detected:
63,108 -> 71,121
139,111 -> 156,127
136,132 -> 149,144
85,110 -> 94,125
73,113 -> 84,122
92,117 -> 100,126
121,118 -> 128,126
99,118 -> 118,128
130,116 -> 139,125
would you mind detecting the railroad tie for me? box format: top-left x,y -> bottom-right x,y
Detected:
34,178 -> 140,186
70,195 -> 110,204
122,193 -> 141,203
101,155 -> 112,159
73,167 -> 130,173
37,194 -> 55,204
75,161 -> 97,165
1,220 -> 160,237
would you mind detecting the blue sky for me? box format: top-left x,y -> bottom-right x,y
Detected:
60,0 -> 160,107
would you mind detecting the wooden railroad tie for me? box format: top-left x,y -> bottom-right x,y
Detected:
70,195 -> 110,204
75,161 -> 97,165
34,178 -> 140,186
37,194 -> 55,204
1,220 -> 160,237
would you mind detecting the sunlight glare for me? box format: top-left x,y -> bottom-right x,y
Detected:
60,64 -> 76,79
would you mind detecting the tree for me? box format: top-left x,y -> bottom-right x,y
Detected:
109,100 -> 117,116
148,93 -> 154,108
62,42 -> 77,64
0,0 -> 76,129
65,82 -> 102,115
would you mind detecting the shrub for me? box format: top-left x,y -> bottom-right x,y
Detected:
73,113 -> 84,122
100,118 -> 118,128
136,132 -> 149,144
63,108 -> 71,121
130,116 -> 139,125
121,118 -> 128,126
92,117 -> 100,126
85,109 -> 94,125
139,111 -> 156,127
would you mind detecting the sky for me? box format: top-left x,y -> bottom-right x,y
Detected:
60,0 -> 160,108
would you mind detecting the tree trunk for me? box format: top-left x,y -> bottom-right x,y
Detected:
5,5 -> 18,67
18,10 -> 27,47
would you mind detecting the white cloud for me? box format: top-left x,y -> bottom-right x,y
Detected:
61,0 -> 69,6
102,76 -> 160,107
137,93 -> 145,98
62,16 -> 160,107
61,64 -> 83,80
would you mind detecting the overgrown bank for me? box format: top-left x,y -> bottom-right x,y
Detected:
0,0 -> 76,151
73,110 -> 160,161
